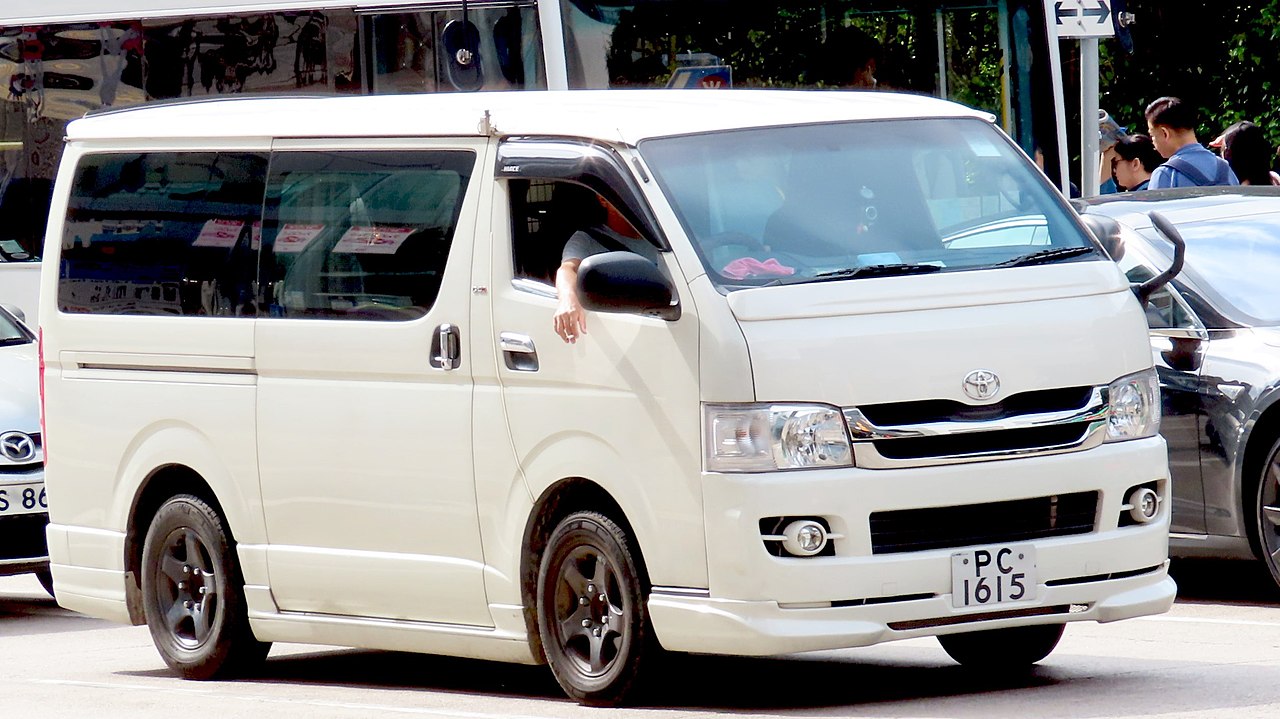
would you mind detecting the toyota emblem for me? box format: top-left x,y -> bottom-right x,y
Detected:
962,370 -> 1001,401
0,431 -> 36,462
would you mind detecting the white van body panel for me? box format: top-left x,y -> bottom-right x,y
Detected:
60,91 -> 989,148
39,91 -> 1173,681
732,265 -> 1150,406
486,204 -> 706,588
253,137 -> 491,626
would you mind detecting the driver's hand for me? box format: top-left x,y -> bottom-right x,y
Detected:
554,300 -> 587,344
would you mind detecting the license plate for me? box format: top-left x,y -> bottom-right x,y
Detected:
951,544 -> 1037,608
0,482 -> 47,516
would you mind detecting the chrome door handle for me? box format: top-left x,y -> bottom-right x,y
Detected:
499,332 -> 539,372
499,332 -> 536,354
431,323 -> 461,370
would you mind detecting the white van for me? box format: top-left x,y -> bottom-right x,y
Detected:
40,90 -> 1176,705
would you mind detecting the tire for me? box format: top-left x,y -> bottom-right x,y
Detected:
34,567 -> 55,598
141,495 -> 270,680
937,623 -> 1065,670
536,511 -> 654,706
1256,437 -> 1280,590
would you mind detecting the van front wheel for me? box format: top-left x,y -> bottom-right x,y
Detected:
141,495 -> 269,679
537,511 -> 653,706
937,623 -> 1065,670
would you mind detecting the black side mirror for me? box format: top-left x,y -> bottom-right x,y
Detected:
1138,211 -> 1187,307
578,251 -> 680,321
1079,214 -> 1124,261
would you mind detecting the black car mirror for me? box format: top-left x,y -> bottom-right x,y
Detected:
577,251 -> 680,321
1080,214 -> 1124,261
1137,211 -> 1187,308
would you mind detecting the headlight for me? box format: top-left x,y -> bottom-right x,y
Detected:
704,403 -> 853,472
1105,368 -> 1161,442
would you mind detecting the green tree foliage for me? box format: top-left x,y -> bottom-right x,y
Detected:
1100,1 -> 1280,147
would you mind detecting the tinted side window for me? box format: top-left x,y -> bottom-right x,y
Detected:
59,152 -> 267,316
261,150 -> 474,321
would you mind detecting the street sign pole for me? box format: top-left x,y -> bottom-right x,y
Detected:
1044,0 -> 1116,198
1081,37 -> 1100,196
1044,5 -> 1071,195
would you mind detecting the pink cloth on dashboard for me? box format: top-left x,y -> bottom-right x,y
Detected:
721,257 -> 796,280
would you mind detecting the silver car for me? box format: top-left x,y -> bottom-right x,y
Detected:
1080,188 -> 1280,591
0,303 -> 49,595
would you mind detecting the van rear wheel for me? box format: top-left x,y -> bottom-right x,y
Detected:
537,511 -> 653,706
141,495 -> 269,679
937,623 -> 1064,670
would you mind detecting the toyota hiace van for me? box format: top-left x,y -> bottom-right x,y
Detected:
40,90 -> 1176,705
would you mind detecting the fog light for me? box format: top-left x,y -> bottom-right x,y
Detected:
782,520 -> 829,556
1127,487 -> 1160,524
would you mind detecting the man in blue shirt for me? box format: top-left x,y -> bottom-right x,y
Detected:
1145,96 -> 1238,188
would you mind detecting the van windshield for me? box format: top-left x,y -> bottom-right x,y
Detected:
639,118 -> 1098,287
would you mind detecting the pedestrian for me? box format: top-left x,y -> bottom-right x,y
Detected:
1212,121 -> 1280,186
1110,134 -> 1163,191
1145,96 -> 1237,188
1098,108 -> 1128,194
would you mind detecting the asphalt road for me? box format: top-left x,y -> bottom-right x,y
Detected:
3,559 -> 1279,719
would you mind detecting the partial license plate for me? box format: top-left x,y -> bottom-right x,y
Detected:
0,482 -> 47,516
951,544 -> 1037,609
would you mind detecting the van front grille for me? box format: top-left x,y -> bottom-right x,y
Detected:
869,492 -> 1098,554
845,385 -> 1109,468
871,423 -> 1091,460
858,387 -> 1094,426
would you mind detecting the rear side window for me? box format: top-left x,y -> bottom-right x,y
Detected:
260,150 -> 474,321
59,152 -> 268,316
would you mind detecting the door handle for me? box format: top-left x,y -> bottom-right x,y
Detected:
499,331 -> 539,372
430,323 -> 461,370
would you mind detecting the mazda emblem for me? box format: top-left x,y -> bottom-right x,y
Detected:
962,370 -> 1001,401
0,431 -> 36,462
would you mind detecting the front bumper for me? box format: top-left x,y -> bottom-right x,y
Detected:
650,565 -> 1174,655
648,436 -> 1174,655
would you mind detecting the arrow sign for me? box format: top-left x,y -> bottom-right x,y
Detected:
1048,0 -> 1115,38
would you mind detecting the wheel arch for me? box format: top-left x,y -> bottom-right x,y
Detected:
122,465 -> 231,625
518,477 -> 650,662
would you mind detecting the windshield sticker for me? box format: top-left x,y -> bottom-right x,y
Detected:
274,224 -> 326,253
966,135 -> 1003,158
193,219 -> 245,248
250,221 -> 262,250
332,226 -> 414,255
857,252 -> 903,265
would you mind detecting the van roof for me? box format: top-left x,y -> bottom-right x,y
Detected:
65,90 -> 991,146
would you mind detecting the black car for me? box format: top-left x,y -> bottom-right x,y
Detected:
1080,187 -> 1280,590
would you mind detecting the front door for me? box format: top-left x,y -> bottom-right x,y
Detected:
254,139 -> 491,625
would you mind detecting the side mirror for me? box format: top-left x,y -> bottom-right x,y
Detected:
1137,211 -> 1187,307
1079,214 -> 1124,261
578,251 -> 680,321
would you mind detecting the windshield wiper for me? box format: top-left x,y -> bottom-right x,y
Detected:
811,263 -> 942,281
993,246 -> 1096,268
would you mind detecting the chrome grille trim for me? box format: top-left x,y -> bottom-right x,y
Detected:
845,385 -> 1110,469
